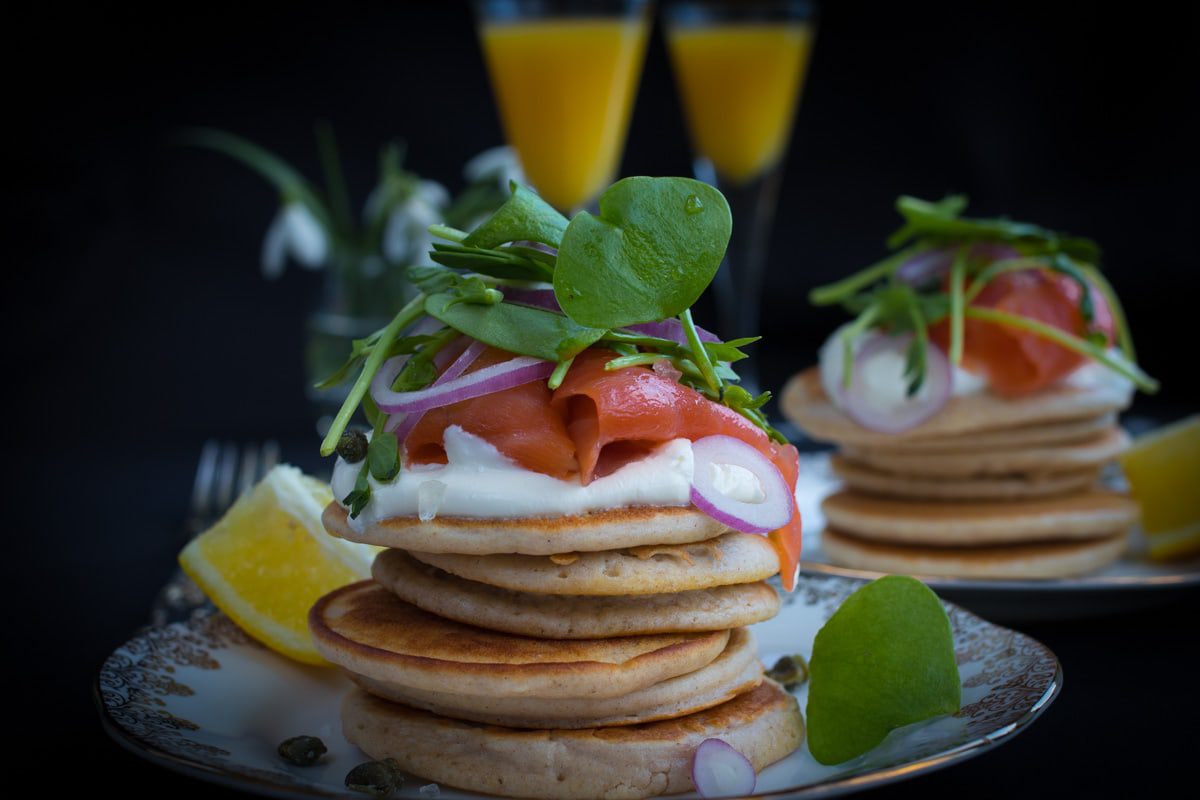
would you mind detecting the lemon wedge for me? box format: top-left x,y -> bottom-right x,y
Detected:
179,464 -> 377,664
1117,414 -> 1200,561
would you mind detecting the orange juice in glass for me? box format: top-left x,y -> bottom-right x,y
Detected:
476,1 -> 651,212
665,1 -> 817,386
668,20 -> 814,184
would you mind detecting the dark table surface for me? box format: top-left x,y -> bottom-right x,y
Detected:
25,424 -> 1196,800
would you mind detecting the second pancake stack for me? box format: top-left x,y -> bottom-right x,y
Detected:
783,367 -> 1140,579
310,504 -> 804,800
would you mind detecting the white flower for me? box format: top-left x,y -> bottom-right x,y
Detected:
379,180 -> 449,265
260,202 -> 328,279
464,146 -> 524,190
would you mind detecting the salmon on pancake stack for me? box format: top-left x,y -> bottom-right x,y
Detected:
308,178 -> 803,799
784,194 -> 1157,579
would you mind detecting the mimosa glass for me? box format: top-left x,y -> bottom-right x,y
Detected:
476,0 -> 652,213
666,0 -> 817,389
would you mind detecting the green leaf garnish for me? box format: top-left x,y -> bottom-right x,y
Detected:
806,576 -> 961,765
463,182 -> 569,250
425,292 -> 606,361
367,432 -> 400,482
554,177 -> 731,329
429,242 -> 554,282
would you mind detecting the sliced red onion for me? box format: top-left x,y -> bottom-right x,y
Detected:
373,355 -> 554,414
689,435 -> 794,535
896,243 -> 1022,287
624,318 -> 720,346
501,287 -> 561,312
843,334 -> 951,434
386,339 -> 487,437
895,249 -> 954,287
692,739 -> 756,798
510,240 -> 558,257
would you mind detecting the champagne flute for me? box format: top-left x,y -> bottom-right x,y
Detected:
475,0 -> 653,214
665,0 -> 817,390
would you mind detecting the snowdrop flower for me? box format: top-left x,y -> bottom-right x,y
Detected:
374,179 -> 449,266
464,146 -> 524,190
260,202 -> 328,279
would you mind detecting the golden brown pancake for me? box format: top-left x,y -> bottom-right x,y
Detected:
821,488 -> 1138,546
407,531 -> 780,596
830,455 -> 1100,501
323,501 -> 728,556
349,628 -> 762,729
341,680 -> 804,800
853,413 -> 1117,453
822,527 -> 1128,579
373,549 -> 779,638
309,581 -> 729,699
840,426 -> 1129,478
781,365 -> 1132,447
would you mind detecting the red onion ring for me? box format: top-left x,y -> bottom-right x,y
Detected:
843,334 -> 951,434
895,243 -> 1022,287
372,355 -> 554,415
625,318 -> 721,346
386,339 -> 487,439
691,739 -> 756,798
501,288 -> 561,312
689,435 -> 794,535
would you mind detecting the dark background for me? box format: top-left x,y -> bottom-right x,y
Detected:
12,1 -> 1199,798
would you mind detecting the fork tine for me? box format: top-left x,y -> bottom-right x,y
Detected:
214,442 -> 239,513
190,440 -> 221,521
237,442 -> 260,497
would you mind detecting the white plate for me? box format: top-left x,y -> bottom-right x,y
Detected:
97,573 -> 1059,799
796,453 -> 1200,621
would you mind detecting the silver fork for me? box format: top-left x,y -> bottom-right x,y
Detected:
149,439 -> 281,626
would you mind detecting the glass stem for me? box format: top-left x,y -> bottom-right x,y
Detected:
702,160 -> 784,394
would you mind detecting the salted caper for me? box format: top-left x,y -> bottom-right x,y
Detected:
766,653 -> 809,690
276,735 -> 327,766
345,759 -> 403,796
336,430 -> 370,463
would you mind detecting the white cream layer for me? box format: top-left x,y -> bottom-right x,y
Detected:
330,425 -> 763,531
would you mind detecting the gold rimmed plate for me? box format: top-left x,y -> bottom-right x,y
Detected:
97,571 -> 1059,799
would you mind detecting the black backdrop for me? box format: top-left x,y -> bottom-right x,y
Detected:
11,1 -> 1200,798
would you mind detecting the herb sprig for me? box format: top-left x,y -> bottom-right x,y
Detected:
809,195 -> 1157,394
318,178 -> 781,515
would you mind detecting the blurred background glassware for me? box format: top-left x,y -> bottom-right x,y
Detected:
665,0 -> 817,389
475,0 -> 653,213
186,128 -> 516,429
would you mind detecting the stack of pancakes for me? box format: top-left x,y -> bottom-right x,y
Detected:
309,501 -> 804,799
782,367 -> 1139,579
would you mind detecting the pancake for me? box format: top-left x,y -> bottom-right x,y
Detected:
822,528 -> 1128,579
323,501 -> 728,556
831,455 -> 1100,501
821,488 -> 1139,546
407,531 -> 780,596
855,413 -> 1117,454
349,628 -> 763,729
341,680 -> 804,800
840,426 -> 1129,479
309,581 -> 729,699
781,366 -> 1132,447
373,549 -> 779,638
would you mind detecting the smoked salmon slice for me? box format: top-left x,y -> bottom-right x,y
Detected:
402,346 -> 803,590
932,268 -> 1113,396
405,347 -> 579,479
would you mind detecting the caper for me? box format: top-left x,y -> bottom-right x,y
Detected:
277,735 -> 327,766
336,430 -> 369,463
345,759 -> 403,796
766,653 -> 809,690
